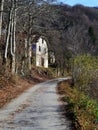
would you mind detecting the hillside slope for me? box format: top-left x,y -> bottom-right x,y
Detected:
16,4 -> 98,55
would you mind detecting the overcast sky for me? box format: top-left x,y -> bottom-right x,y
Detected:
57,0 -> 98,7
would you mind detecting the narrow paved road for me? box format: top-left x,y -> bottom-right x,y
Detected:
0,78 -> 71,130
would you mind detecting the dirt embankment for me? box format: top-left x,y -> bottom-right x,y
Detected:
0,67 -> 52,108
57,79 -> 81,130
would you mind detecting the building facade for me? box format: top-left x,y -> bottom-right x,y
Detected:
36,37 -> 48,68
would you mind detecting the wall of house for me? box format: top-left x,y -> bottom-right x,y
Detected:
36,37 -> 48,68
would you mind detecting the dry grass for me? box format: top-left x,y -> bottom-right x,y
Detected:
0,66 -> 51,108
0,77 -> 33,108
57,80 -> 98,130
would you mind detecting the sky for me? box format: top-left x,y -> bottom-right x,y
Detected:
57,0 -> 98,7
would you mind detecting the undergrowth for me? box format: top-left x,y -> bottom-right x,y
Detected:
58,81 -> 98,130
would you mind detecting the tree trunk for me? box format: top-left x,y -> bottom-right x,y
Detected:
25,38 -> 28,58
4,2 -> 13,59
11,6 -> 16,74
0,0 -> 4,37
27,13 -> 32,71
28,37 -> 32,70
5,0 -> 16,74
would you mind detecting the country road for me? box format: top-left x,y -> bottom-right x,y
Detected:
0,78 -> 72,130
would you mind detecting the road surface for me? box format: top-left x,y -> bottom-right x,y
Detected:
0,78 -> 72,130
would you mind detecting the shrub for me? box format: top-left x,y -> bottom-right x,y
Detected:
72,55 -> 98,98
58,81 -> 98,130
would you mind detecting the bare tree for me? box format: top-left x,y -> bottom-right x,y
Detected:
4,0 -> 17,74
65,25 -> 85,56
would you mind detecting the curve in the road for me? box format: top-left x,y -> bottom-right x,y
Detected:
0,77 -> 71,130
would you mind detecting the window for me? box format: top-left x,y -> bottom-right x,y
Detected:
39,46 -> 41,52
41,58 -> 44,66
42,39 -> 44,44
44,48 -> 46,53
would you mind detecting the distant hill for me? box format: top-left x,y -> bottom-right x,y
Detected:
17,4 -> 98,55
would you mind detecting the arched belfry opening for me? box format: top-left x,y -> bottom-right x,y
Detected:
32,36 -> 48,68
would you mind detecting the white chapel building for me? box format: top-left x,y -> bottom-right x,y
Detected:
36,37 -> 48,68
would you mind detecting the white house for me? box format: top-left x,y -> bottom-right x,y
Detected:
35,37 -> 48,68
